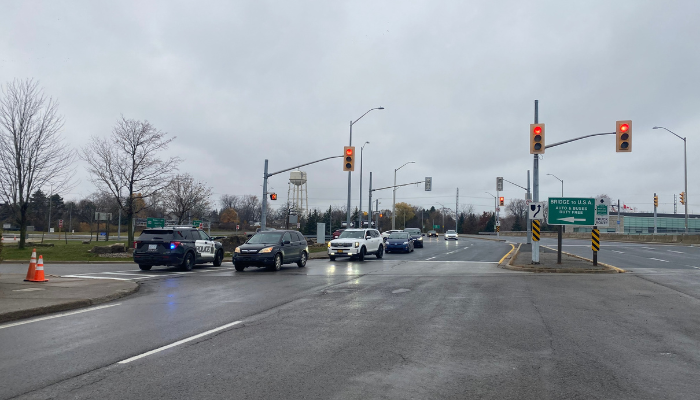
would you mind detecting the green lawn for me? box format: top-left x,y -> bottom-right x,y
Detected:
1,240 -> 132,262
309,246 -> 328,253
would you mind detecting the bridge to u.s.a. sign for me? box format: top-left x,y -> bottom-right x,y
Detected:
547,198 -> 595,226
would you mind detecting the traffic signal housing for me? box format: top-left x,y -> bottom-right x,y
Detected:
654,195 -> 658,208
270,193 -> 277,200
680,192 -> 685,205
616,120 -> 632,152
499,197 -> 505,206
530,124 -> 545,154
343,146 -> 355,171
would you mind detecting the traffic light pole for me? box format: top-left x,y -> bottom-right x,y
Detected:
654,192 -> 658,234
260,155 -> 343,231
533,100 -> 540,264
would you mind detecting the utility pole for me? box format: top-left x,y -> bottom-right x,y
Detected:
527,170 -> 531,244
532,100 -> 540,264
456,188 -> 459,233
368,172 -> 372,228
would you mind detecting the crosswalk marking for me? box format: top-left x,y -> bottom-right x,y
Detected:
62,267 -> 236,282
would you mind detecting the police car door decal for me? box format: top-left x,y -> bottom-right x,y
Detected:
195,231 -> 215,259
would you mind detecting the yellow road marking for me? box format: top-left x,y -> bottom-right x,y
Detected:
499,243 -> 516,265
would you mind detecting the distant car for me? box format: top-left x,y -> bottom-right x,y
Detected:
385,232 -> 414,253
332,229 -> 346,239
427,230 -> 438,237
233,230 -> 308,271
381,230 -> 403,241
403,228 -> 424,248
133,226 -> 225,271
444,230 -> 458,240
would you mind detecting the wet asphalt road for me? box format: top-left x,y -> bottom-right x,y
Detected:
2,237 -> 700,399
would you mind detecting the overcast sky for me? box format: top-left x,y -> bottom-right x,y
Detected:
2,0 -> 698,216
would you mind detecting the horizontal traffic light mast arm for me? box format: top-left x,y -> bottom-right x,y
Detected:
371,180 -> 425,192
265,155 -> 344,178
503,179 -> 527,191
545,132 -> 615,149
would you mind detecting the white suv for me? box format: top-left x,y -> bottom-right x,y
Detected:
328,229 -> 384,261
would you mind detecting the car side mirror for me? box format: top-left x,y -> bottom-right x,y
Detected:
366,236 -> 371,240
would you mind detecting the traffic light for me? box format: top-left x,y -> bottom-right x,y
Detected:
343,146 -> 355,171
680,192 -> 685,205
616,120 -> 632,152
654,195 -> 658,208
270,193 -> 277,200
499,197 -> 505,206
379,213 -> 383,218
530,124 -> 545,154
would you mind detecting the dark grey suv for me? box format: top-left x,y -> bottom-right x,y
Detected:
233,230 -> 308,271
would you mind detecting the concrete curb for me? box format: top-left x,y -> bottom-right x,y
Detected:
1,260 -> 133,264
498,243 -> 520,267
0,282 -> 140,324
540,246 -> 626,273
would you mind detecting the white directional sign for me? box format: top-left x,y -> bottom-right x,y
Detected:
595,196 -> 610,227
528,202 -> 545,220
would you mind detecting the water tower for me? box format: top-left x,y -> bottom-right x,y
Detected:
288,170 -> 308,216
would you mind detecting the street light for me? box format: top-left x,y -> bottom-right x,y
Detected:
437,202 -> 447,234
358,141 -> 370,228
347,107 -> 384,228
653,126 -> 688,233
547,173 -> 563,197
392,161 -> 416,229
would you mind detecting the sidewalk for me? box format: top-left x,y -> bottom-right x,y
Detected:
502,243 -> 624,273
0,274 -> 139,324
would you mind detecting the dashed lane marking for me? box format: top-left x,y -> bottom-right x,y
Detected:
611,250 -> 625,254
667,250 -> 684,254
118,320 -> 243,364
648,258 -> 670,263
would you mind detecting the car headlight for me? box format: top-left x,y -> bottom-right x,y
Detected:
327,241 -> 331,248
234,247 -> 240,253
260,246 -> 274,253
355,242 -> 359,248
418,236 -> 423,240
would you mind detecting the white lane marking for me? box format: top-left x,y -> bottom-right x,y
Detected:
13,288 -> 45,292
642,247 -> 655,250
102,272 -> 159,277
425,257 -> 437,261
392,288 -> 410,294
118,320 -> 243,364
611,250 -> 625,254
667,250 -> 684,254
414,261 -> 499,264
62,275 -> 135,281
649,258 -> 670,263
0,304 -> 121,330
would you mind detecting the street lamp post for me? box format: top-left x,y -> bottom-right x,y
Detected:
347,107 -> 384,228
358,141 -> 370,228
547,173 -> 563,197
392,161 -> 416,230
653,126 -> 688,234
485,192 -> 497,236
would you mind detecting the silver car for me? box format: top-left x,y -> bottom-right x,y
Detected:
444,230 -> 458,240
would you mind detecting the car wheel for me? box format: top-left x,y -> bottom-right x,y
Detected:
270,253 -> 282,271
329,256 -> 336,261
181,252 -> 194,271
234,263 -> 246,272
376,245 -> 384,259
297,251 -> 307,268
358,247 -> 365,261
213,250 -> 223,266
138,264 -> 152,271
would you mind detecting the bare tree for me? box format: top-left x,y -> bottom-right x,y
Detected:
220,194 -> 241,211
506,199 -> 528,231
162,173 -> 212,224
0,79 -> 76,249
81,116 -> 180,244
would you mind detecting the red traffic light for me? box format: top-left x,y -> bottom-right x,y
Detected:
270,193 -> 277,200
346,148 -> 353,156
533,126 -> 542,135
619,123 -> 629,133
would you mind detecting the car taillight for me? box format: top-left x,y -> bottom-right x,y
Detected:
133,241 -> 140,249
170,241 -> 181,250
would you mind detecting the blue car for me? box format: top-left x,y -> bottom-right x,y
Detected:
385,232 -> 414,253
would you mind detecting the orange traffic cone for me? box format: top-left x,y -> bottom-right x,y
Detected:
27,255 -> 48,282
24,249 -> 37,281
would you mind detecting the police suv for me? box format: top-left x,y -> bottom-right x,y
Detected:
133,226 -> 225,271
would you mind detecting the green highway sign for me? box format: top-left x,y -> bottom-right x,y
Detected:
146,217 -> 165,228
193,220 -> 202,228
434,225 -> 440,229
547,197 -> 596,226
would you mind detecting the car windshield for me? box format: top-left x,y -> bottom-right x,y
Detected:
389,233 -> 409,239
247,232 -> 283,244
338,230 -> 365,239
446,230 -> 456,234
404,229 -> 421,234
